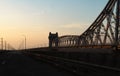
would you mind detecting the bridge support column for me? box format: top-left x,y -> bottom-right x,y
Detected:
114,0 -> 120,51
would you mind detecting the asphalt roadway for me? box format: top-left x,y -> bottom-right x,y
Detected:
0,51 -> 74,76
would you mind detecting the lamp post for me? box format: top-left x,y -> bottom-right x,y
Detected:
5,41 -> 6,50
1,38 -> 3,50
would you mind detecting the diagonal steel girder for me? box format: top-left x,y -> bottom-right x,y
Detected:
51,0 -> 120,49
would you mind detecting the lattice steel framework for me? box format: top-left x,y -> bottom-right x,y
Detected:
51,0 -> 120,49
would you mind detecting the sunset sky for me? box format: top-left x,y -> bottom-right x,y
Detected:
0,0 -> 108,49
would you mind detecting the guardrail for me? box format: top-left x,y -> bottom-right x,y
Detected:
23,52 -> 120,76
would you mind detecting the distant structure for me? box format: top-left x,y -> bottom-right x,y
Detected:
48,0 -> 120,51
48,32 -> 58,48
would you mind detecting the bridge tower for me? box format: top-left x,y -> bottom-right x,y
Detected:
48,32 -> 58,48
115,0 -> 120,50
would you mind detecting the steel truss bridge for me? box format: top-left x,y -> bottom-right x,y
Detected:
49,0 -> 120,50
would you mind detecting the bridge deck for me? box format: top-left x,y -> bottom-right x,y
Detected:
32,48 -> 114,54
0,51 -> 74,76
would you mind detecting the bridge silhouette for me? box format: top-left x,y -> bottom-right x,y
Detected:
49,0 -> 120,51
1,0 -> 120,76
24,0 -> 120,75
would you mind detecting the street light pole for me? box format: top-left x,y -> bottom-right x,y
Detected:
5,41 -> 6,50
1,38 -> 3,50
